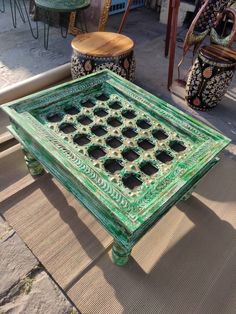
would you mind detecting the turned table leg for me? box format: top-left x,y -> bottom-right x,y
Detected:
112,241 -> 131,266
22,148 -> 44,176
181,185 -> 197,201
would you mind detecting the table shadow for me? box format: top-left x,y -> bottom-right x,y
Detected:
38,180 -> 236,313
1,167 -> 235,313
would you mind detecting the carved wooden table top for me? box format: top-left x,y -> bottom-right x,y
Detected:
2,70 -> 230,265
34,0 -> 90,12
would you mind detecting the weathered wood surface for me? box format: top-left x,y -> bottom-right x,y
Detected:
71,32 -> 134,57
2,70 -> 230,265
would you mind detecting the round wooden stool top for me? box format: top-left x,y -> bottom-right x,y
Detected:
201,45 -> 236,64
71,32 -> 134,58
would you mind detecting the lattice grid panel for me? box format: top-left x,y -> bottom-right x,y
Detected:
34,86 -> 189,196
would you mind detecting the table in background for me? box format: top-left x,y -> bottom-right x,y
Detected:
34,0 -> 90,49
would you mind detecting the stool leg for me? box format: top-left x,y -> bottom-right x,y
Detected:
167,0 -> 180,89
77,10 -> 85,33
81,9 -> 87,33
0,0 -> 5,13
165,0 -> 173,57
60,12 -> 69,38
10,0 -> 26,28
43,10 -> 50,49
112,241 -> 131,266
10,0 -> 17,27
15,0 -> 26,23
180,185 -> 197,201
21,0 -> 39,39
22,148 -> 44,176
118,0 -> 133,33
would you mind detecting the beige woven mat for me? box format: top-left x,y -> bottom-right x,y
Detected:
1,148 -> 236,313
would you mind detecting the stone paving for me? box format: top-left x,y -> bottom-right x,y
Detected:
0,216 -> 77,314
0,1 -> 72,88
0,2 -> 77,313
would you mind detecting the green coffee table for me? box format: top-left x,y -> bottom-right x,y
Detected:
2,70 -> 230,266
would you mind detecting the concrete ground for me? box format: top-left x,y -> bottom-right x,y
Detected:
0,2 -> 73,88
0,2 -> 236,314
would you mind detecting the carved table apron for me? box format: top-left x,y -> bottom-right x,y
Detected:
2,70 -> 230,266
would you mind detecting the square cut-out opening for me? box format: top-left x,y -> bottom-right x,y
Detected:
122,149 -> 139,161
152,129 -> 168,140
96,94 -> 109,101
107,117 -> 122,127
122,110 -> 136,119
64,106 -> 79,115
122,173 -> 142,190
104,159 -> 123,174
138,139 -> 155,150
122,127 -> 137,138
170,141 -> 186,152
73,134 -> 90,146
94,108 -> 108,117
91,125 -> 107,137
109,101 -> 122,110
137,119 -> 151,129
59,123 -> 76,134
88,146 -> 106,159
81,100 -> 95,108
77,115 -> 93,125
47,113 -> 62,123
140,162 -> 158,176
106,136 -> 123,148
156,151 -> 173,163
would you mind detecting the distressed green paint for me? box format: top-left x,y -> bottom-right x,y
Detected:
35,0 -> 90,12
2,70 -> 230,265
22,147 -> 45,176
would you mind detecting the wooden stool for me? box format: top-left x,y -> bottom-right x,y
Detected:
71,32 -> 135,81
